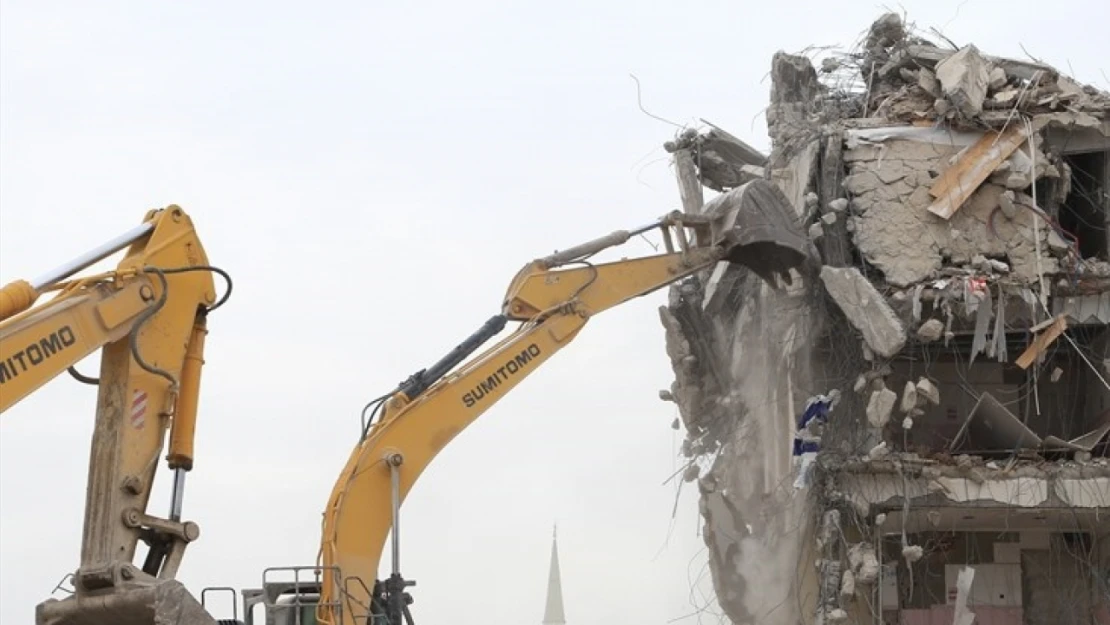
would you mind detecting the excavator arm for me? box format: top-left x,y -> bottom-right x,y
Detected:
0,206 -> 230,625
316,180 -> 813,625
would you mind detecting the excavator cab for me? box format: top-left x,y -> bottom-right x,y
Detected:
202,567 -> 338,625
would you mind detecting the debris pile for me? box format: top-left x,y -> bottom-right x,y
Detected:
656,12 -> 1110,625
854,23 -> 1110,130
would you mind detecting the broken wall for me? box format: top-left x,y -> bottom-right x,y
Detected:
660,157 -> 831,624
657,11 -> 1110,625
880,531 -> 1103,624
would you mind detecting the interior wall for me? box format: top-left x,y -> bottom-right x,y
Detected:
881,532 -> 1018,609
876,531 -> 1101,624
887,359 -> 1012,451
887,337 -> 1109,454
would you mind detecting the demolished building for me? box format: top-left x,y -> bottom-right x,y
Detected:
658,14 -> 1110,625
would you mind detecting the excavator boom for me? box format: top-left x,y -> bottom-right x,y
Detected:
309,179 -> 812,625
1,206 -> 229,625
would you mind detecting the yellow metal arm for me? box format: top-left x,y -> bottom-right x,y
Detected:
0,276 -> 155,411
1,206 -> 229,625
317,216 -> 728,624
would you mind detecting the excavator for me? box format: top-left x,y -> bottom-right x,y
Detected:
0,179 -> 812,625
212,178 -> 814,625
0,205 -> 232,625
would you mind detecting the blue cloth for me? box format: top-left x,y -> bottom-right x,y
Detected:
797,398 -> 831,429
793,397 -> 832,456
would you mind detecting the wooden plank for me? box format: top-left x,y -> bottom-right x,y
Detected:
1014,315 -> 1068,369
926,123 -> 1030,219
927,123 -> 1026,206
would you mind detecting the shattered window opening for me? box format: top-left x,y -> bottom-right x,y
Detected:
1058,150 -> 1110,260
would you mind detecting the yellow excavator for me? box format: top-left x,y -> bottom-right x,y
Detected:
1,180 -> 812,625
214,179 -> 813,625
0,205 -> 231,625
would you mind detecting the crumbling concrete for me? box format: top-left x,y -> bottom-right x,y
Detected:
866,386 -> 896,428
935,45 -> 991,118
843,136 -> 1059,286
819,266 -> 906,357
658,11 -> 1109,625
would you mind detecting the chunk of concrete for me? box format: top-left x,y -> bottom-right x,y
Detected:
988,66 -> 1008,91
998,190 -> 1019,219
848,542 -> 881,584
916,378 -> 940,405
820,266 -> 906,358
1047,229 -> 1071,255
865,12 -> 905,50
917,67 -> 939,97
900,381 -> 918,412
916,319 -> 944,342
935,45 -> 990,117
867,387 -> 897,428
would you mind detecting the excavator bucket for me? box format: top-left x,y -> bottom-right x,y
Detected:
35,581 -> 220,625
703,178 -> 817,286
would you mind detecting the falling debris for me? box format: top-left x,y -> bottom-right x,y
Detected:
900,381 -> 918,412
915,319 -> 945,342
848,543 -> 881,585
1015,315 -> 1069,369
867,386 -> 897,428
915,378 -> 940,405
901,544 -> 924,562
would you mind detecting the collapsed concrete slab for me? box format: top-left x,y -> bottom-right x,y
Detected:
819,266 -> 906,358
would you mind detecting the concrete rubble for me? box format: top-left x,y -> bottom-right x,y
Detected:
656,12 -> 1110,625
819,266 -> 906,357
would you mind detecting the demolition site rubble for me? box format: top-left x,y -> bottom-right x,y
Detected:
656,13 -> 1110,625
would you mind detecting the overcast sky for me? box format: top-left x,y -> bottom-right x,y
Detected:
1,1 -> 1106,624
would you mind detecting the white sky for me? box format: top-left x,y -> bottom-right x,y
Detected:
1,1 -> 1106,624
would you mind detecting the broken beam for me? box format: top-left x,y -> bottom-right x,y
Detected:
1015,315 -> 1068,369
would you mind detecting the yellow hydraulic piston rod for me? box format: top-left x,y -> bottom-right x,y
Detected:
167,313 -> 208,521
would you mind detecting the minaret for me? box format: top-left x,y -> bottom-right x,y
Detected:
542,525 -> 566,625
